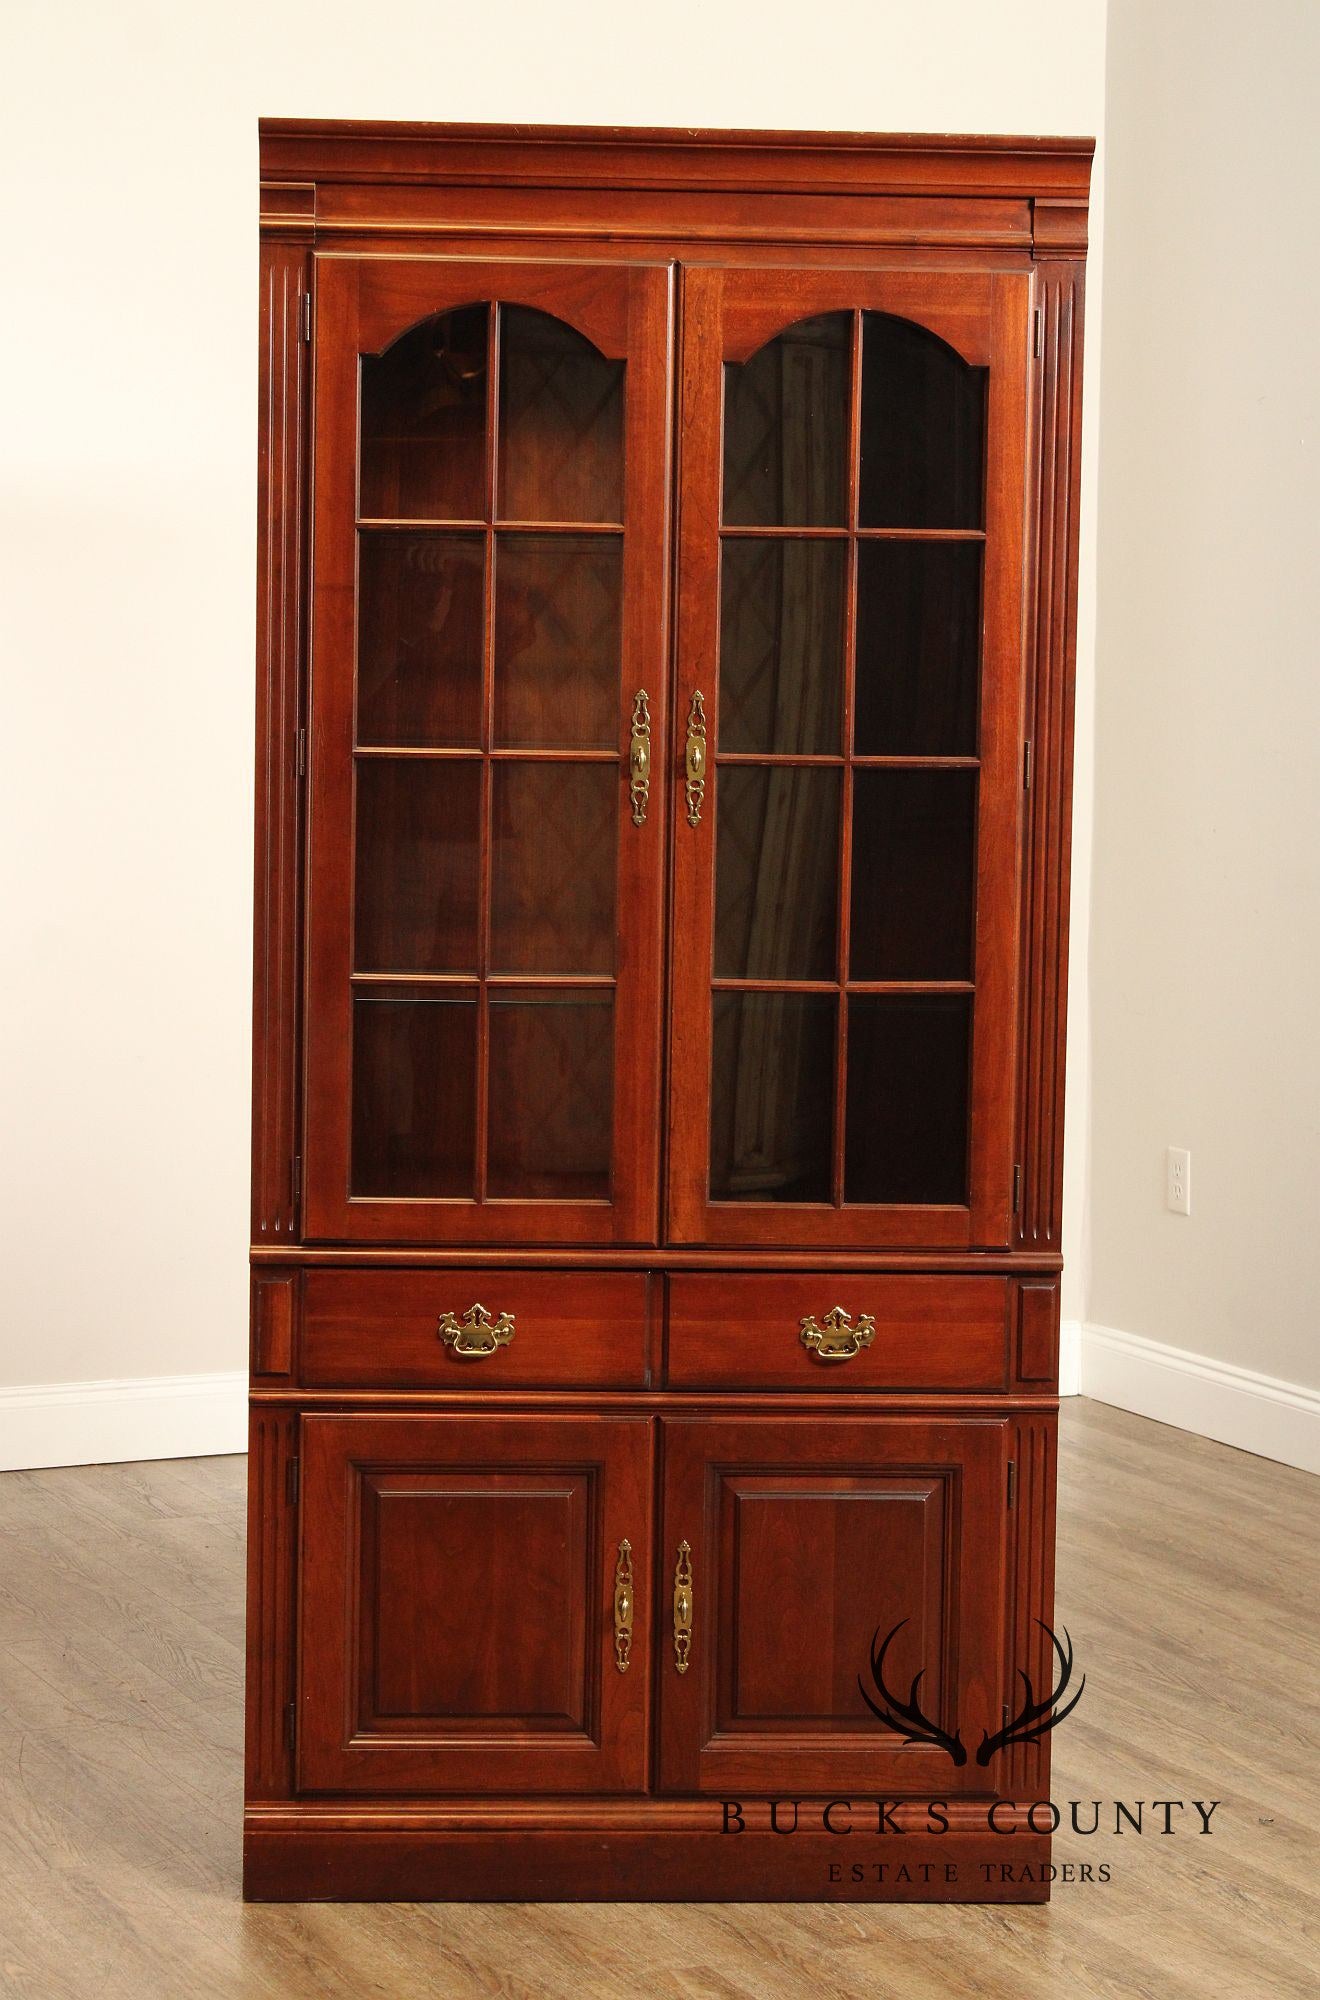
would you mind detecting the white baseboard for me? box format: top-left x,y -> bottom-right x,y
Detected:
1078,1323 -> 1320,1477
1059,1318 -> 1083,1397
0,1370 -> 247,1473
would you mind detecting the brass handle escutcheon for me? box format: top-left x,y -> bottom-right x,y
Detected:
438,1302 -> 516,1357
684,691 -> 707,827
628,689 -> 652,827
673,1539 -> 693,1673
799,1306 -> 876,1362
613,1539 -> 634,1672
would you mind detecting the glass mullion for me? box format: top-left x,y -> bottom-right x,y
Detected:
474,306 -> 501,1202
852,755 -> 980,769
489,518 -> 625,535
715,752 -> 844,767
713,977 -> 838,993
356,516 -> 487,532
832,310 -> 864,1206
720,525 -> 850,539
357,518 -> 626,534
854,526 -> 985,542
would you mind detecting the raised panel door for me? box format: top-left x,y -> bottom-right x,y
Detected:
656,1414 -> 1009,1795
297,1412 -> 654,1794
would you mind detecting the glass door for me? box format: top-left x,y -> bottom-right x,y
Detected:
304,258 -> 671,1244
669,268 -> 1031,1248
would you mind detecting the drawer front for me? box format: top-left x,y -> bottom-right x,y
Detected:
301,1270 -> 651,1388
665,1274 -> 1009,1390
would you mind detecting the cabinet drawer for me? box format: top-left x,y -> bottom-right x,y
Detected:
301,1270 -> 651,1388
665,1274 -> 1008,1390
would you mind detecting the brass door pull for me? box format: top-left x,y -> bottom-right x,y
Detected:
799,1306 -> 876,1362
438,1302 -> 515,1357
613,1539 -> 634,1672
683,691 -> 707,827
672,1539 -> 693,1673
628,689 -> 652,826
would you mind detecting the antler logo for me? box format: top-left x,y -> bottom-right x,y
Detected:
858,1618 -> 1085,1766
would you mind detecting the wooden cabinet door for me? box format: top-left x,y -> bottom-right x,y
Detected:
656,1415 -> 1009,1795
669,268 -> 1032,1248
303,257 -> 672,1245
296,1413 -> 653,1795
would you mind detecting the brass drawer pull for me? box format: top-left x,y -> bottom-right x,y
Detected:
613,1539 -> 635,1672
800,1306 -> 876,1362
673,1539 -> 693,1673
438,1302 -> 515,1358
628,689 -> 652,826
683,690 -> 707,827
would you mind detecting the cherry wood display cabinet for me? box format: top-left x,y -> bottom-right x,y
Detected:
247,120 -> 1092,1904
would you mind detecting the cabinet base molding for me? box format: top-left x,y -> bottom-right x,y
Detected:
244,1804 -> 1051,1904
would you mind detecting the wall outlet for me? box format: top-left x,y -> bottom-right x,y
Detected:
1166,1146 -> 1191,1216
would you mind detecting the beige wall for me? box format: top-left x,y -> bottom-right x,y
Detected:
1088,0 -> 1320,1384
0,0 -> 1105,1392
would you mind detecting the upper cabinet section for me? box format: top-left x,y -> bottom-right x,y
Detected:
669,269 -> 1032,1249
304,259 -> 672,1245
256,126 -> 1091,1261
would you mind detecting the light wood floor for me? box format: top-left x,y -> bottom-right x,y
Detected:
0,1399 -> 1316,1999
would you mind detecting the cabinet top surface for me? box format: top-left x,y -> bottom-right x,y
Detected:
258,118 -> 1094,199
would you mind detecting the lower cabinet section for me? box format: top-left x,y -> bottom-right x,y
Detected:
290,1407 -> 1015,1804
297,1413 -> 653,1794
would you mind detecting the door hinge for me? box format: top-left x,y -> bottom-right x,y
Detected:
291,1153 -> 302,1211
285,1699 -> 296,1750
296,725 -> 306,778
300,291 -> 312,343
1033,305 -> 1042,357
1012,1163 -> 1023,1214
286,1456 -> 300,1506
1023,738 -> 1033,790
1007,1459 -> 1017,1509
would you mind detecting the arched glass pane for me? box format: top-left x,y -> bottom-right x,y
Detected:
360,305 -> 488,521
722,312 -> 849,527
858,313 -> 985,529
498,307 -> 623,524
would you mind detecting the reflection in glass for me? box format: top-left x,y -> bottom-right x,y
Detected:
354,759 -> 480,973
859,313 -> 985,529
357,532 -> 484,748
493,533 -> 621,749
490,762 -> 616,975
719,538 -> 846,754
351,994 -> 477,1197
498,308 -> 624,524
854,541 -> 982,756
715,765 -> 839,981
487,990 -> 613,1199
845,995 -> 969,1203
710,991 -> 834,1202
723,313 -> 850,527
849,770 -> 976,981
360,306 -> 488,522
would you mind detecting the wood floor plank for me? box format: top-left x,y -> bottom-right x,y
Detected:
0,1405 -> 1316,1998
